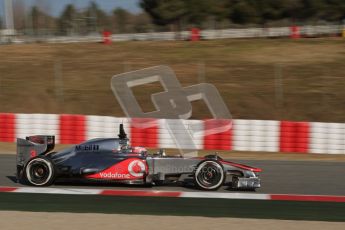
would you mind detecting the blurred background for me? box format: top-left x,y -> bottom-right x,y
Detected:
0,0 -> 344,122
1,0 -> 345,36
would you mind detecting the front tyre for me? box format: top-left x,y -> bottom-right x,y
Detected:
194,160 -> 225,190
25,157 -> 55,186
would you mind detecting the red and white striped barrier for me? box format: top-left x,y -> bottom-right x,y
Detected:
0,186 -> 344,202
0,113 -> 344,154
9,24 -> 342,44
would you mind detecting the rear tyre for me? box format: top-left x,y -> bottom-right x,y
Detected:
25,156 -> 55,186
194,160 -> 225,190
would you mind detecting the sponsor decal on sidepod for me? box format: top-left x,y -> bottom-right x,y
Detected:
99,172 -> 130,179
86,158 -> 147,180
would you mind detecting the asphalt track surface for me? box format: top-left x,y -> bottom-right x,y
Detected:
1,154 -> 344,195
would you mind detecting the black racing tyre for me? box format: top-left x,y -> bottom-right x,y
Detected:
24,156 -> 55,186
153,180 -> 165,186
194,160 -> 225,190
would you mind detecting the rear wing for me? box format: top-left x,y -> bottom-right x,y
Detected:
16,135 -> 55,167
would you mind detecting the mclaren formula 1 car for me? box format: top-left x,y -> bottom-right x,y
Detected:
16,125 -> 261,191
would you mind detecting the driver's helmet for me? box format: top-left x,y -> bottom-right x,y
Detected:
132,146 -> 147,155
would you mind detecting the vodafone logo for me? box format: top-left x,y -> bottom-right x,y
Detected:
128,160 -> 146,177
99,172 -> 130,179
88,158 -> 147,180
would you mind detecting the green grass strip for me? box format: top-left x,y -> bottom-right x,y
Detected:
0,193 -> 344,222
